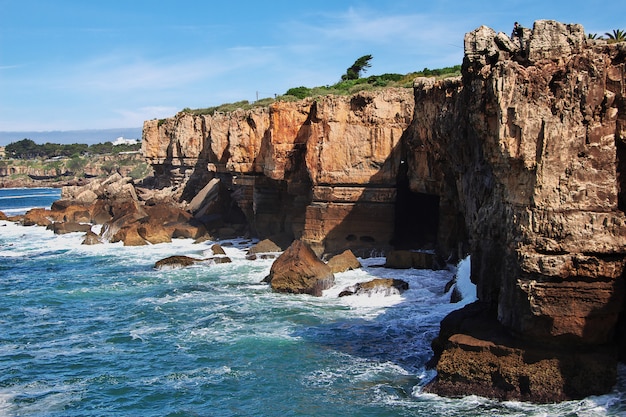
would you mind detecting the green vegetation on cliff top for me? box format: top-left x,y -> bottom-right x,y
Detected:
180,65 -> 462,117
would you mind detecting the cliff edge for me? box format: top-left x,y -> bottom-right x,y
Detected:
413,20 -> 626,401
140,19 -> 626,402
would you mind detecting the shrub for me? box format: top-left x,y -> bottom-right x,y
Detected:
285,86 -> 311,99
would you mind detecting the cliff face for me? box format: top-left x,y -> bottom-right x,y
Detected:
408,21 -> 626,345
0,153 -> 146,188
141,20 -> 626,401
142,88 -> 419,255
409,21 -> 626,400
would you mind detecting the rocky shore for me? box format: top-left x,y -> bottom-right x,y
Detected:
0,152 -> 148,189
4,20 -> 625,403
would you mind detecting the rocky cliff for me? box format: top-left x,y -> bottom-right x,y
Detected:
0,153 -> 147,188
141,20 -> 626,401
143,88 -> 419,256
409,21 -> 626,401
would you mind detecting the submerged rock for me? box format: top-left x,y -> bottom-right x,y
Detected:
338,278 -> 409,297
153,254 -> 231,269
154,255 -> 203,269
209,256 -> 232,264
82,230 -> 102,245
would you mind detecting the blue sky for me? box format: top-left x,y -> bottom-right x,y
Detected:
0,0 -> 624,134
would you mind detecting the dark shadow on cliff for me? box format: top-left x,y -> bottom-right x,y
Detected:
310,103 -> 465,260
393,160 -> 440,250
154,117 -> 250,232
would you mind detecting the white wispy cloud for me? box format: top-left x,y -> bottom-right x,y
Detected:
288,8 -> 467,50
111,106 -> 180,127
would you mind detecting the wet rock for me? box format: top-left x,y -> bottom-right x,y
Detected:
266,240 -> 334,296
82,230 -> 102,245
210,243 -> 226,255
209,256 -> 231,264
154,255 -> 202,269
246,253 -> 277,261
247,239 -> 282,257
47,221 -> 92,235
326,249 -> 361,273
338,278 -> 409,297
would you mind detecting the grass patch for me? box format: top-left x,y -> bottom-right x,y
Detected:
180,66 -> 462,116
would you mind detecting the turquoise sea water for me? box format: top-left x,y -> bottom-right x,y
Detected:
1,188 -> 625,416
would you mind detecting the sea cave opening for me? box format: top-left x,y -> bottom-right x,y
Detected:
392,187 -> 440,250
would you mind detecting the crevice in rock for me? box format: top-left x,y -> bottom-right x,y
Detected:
616,136 -> 626,213
392,160 -> 440,250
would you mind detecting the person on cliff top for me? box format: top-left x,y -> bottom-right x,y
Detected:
512,22 -> 524,48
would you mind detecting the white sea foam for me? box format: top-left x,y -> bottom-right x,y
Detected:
0,382 -> 83,416
454,255 -> 476,302
0,194 -> 54,200
0,392 -> 16,417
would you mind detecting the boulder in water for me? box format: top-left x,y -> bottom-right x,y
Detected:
82,230 -> 103,245
47,221 -> 92,235
327,249 -> 361,273
154,255 -> 203,269
266,240 -> 334,296
211,243 -> 226,255
338,278 -> 409,297
247,238 -> 283,260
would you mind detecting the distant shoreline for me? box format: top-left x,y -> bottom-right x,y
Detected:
0,127 -> 143,146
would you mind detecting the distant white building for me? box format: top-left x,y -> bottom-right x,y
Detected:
112,136 -> 139,146
0,146 -> 5,159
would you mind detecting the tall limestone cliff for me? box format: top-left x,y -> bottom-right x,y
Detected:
142,88 -> 420,256
410,20 -> 626,401
141,20 -> 626,401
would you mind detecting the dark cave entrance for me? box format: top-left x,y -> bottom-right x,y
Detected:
392,163 -> 440,250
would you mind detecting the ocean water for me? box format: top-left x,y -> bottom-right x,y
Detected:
0,188 -> 62,216
0,188 -> 625,416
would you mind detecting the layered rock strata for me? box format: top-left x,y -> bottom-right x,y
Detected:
142,89 -> 418,256
135,19 -> 626,402
409,21 -> 626,401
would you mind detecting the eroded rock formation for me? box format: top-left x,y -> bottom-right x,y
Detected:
52,19 -> 623,402
142,88 -> 417,256
265,239 -> 335,296
409,20 -> 626,401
